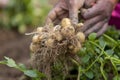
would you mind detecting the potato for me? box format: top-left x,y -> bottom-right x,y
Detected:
32,35 -> 40,43
30,43 -> 39,52
76,32 -> 85,42
53,32 -> 63,41
61,18 -> 71,27
37,27 -> 43,32
68,45 -> 74,50
39,33 -> 48,40
72,47 -> 80,54
45,38 -> 55,47
61,26 -> 75,36
77,23 -> 84,28
72,42 -> 81,54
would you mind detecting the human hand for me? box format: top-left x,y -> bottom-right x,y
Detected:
0,0 -> 9,8
46,0 -> 85,25
81,0 -> 117,37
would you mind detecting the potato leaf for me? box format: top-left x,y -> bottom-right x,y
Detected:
85,71 -> 94,79
24,70 -> 38,78
4,56 -> 17,68
88,33 -> 97,40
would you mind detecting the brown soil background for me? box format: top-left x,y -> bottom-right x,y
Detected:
0,29 -> 32,80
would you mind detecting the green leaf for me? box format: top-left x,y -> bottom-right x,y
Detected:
35,70 -> 46,78
18,63 -> 26,70
81,55 -> 90,63
113,55 -> 119,59
24,70 -> 38,78
85,71 -> 94,79
95,48 -> 100,53
105,50 -> 114,56
88,33 -> 97,40
113,75 -> 120,80
4,57 -> 17,68
99,38 -> 106,47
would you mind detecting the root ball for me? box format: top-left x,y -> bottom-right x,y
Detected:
29,18 -> 86,79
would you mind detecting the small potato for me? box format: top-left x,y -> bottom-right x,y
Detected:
68,45 -> 74,50
45,38 -> 55,47
76,32 -> 85,42
77,23 -> 84,28
61,18 -> 71,27
37,27 -> 43,32
32,35 -> 40,43
61,26 -> 75,37
72,47 -> 80,54
39,33 -> 48,40
53,32 -> 63,41
72,43 -> 81,54
30,43 -> 39,52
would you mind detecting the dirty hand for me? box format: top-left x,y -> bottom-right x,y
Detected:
46,0 -> 84,25
81,0 -> 117,37
0,0 -> 9,8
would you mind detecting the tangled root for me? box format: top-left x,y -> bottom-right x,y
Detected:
29,18 -> 85,80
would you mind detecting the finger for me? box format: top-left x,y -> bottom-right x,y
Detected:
82,1 -> 103,19
80,15 -> 104,32
46,5 -> 65,24
97,23 -> 108,37
68,0 -> 79,24
58,12 -> 69,20
53,12 -> 69,25
84,0 -> 96,8
69,9 -> 79,24
84,20 -> 106,36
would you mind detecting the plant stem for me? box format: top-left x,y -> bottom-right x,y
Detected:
84,41 -> 106,72
100,60 -> 107,80
77,66 -> 81,80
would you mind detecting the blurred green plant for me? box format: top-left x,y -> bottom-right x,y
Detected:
0,0 -> 51,33
0,56 -> 45,80
73,27 -> 120,80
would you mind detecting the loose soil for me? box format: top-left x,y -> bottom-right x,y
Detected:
0,28 -> 32,80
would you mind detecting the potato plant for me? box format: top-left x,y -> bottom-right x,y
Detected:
0,27 -> 120,80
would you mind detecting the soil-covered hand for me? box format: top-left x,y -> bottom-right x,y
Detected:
0,0 -> 9,8
81,0 -> 117,37
46,0 -> 85,25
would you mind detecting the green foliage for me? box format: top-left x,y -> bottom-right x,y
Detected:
0,57 -> 45,80
75,27 -> 120,80
0,27 -> 120,80
0,0 -> 51,33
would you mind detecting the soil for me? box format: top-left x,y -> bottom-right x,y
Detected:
0,28 -> 32,80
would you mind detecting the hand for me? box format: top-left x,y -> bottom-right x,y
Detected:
46,0 -> 85,25
81,0 -> 117,37
0,0 -> 9,8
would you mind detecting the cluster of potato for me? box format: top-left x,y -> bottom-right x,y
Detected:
30,18 -> 85,54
